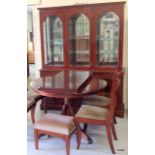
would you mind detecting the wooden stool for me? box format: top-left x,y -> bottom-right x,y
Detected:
34,113 -> 76,155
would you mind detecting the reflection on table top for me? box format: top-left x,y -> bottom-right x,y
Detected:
30,71 -> 107,98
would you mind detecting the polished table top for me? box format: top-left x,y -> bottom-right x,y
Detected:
30,71 -> 107,98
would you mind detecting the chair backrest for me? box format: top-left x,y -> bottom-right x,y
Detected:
112,70 -> 122,83
108,76 -> 120,122
111,70 -> 122,104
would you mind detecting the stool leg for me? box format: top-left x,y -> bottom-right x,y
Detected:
75,122 -> 82,149
64,137 -> 70,155
34,129 -> 39,149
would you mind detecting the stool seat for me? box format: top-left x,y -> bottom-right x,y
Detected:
34,113 -> 75,135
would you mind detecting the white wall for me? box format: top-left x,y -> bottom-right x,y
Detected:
27,0 -> 40,5
30,0 -> 128,109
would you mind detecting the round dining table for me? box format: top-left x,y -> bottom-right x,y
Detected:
30,71 -> 107,115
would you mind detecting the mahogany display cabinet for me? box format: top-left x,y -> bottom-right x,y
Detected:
38,2 -> 125,117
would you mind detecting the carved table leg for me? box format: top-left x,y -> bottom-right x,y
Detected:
62,97 -> 93,144
61,98 -> 68,115
81,127 -> 93,144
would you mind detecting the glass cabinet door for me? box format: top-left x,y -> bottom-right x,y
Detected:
43,16 -> 64,66
69,14 -> 90,66
96,12 -> 120,66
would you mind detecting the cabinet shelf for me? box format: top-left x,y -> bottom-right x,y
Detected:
69,36 -> 90,40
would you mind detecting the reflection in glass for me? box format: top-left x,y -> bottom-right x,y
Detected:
43,16 -> 63,65
69,14 -> 90,66
96,12 -> 119,66
35,71 -> 90,91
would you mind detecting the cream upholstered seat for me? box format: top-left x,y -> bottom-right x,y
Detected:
82,95 -> 111,107
27,77 -> 39,112
34,113 -> 75,135
27,90 -> 40,112
34,113 -> 76,155
27,99 -> 35,110
27,90 -> 38,100
76,105 -> 109,121
27,90 -> 42,124
27,90 -> 38,109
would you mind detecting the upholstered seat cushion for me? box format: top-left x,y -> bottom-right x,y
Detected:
75,105 -> 109,120
27,90 -> 38,100
27,90 -> 39,110
82,95 -> 110,107
27,99 -> 35,110
34,113 -> 75,135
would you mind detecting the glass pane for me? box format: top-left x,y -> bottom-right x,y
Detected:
69,14 -> 90,66
96,12 -> 119,66
43,16 -> 63,66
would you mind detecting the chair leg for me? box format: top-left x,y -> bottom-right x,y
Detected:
75,122 -> 82,149
105,125 -> 115,154
64,137 -> 70,155
34,129 -> 39,149
111,123 -> 117,140
31,103 -> 36,124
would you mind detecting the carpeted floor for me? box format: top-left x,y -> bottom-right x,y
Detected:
27,101 -> 128,155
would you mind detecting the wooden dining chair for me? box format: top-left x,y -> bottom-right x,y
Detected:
82,71 -> 121,128
74,76 -> 120,154
27,77 -> 44,123
27,90 -> 44,124
82,71 -> 121,108
33,113 -> 76,155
